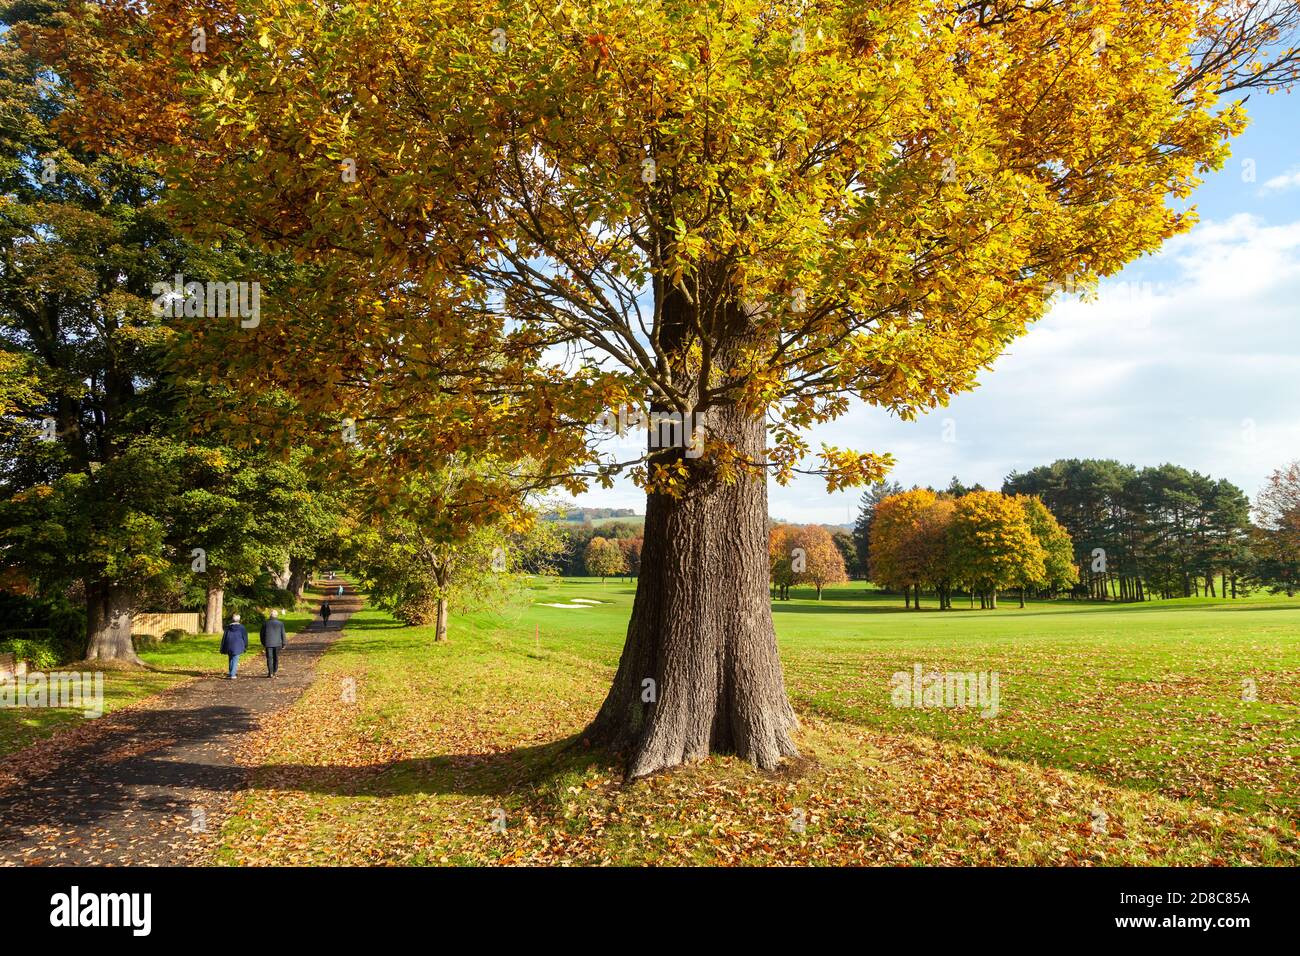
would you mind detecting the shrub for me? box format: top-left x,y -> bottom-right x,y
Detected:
0,635 -> 61,670
395,589 -> 438,626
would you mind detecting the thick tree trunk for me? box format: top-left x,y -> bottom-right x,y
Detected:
288,557 -> 309,600
84,580 -> 141,664
586,400 -> 798,779
271,556 -> 292,590
204,585 -> 225,634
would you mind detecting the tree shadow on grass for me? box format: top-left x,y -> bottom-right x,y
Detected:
979,601 -> 1300,618
242,734 -> 613,800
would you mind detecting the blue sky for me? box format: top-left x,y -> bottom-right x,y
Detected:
577,91 -> 1300,524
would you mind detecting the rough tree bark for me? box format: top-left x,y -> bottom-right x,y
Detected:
586,317 -> 798,775
84,580 -> 140,664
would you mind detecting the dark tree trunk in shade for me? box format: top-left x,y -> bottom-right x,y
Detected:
288,555 -> 310,600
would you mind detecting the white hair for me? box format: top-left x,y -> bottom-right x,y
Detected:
232,614 -> 241,622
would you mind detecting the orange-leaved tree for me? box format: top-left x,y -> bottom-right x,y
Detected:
768,524 -> 797,601
916,496 -> 958,609
787,524 -> 848,599
869,488 -> 937,607
38,0 -> 1300,775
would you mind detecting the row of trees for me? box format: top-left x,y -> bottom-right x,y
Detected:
1003,460 -> 1256,600
870,490 -> 1077,609
551,520 -> 644,578
583,535 -> 643,581
853,460 -> 1300,605
0,1 -> 350,661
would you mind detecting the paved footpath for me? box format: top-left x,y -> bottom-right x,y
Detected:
0,583 -> 363,865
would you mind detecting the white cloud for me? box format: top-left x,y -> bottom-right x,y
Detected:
1259,166 -> 1300,195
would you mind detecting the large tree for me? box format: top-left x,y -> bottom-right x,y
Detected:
949,489 -> 1044,608
0,0 -> 265,660
42,0 -> 1300,773
868,487 -> 936,608
1015,494 -> 1077,603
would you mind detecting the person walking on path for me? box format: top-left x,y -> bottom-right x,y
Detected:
220,614 -> 248,679
260,608 -> 287,678
320,600 -> 332,631
337,584 -> 344,597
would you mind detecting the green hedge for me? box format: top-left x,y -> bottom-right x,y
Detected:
0,632 -> 61,670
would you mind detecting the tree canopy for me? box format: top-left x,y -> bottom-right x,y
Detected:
35,0 -> 1298,496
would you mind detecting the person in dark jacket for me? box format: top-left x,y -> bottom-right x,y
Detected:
260,609 -> 287,678
220,614 -> 249,679
320,600 -> 332,630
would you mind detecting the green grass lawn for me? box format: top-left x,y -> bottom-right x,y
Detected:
0,598 -> 316,759
215,579 -> 1300,866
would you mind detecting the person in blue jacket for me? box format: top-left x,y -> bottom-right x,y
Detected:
219,614 -> 249,679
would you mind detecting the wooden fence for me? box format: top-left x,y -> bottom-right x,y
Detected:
133,612 -> 204,639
